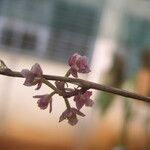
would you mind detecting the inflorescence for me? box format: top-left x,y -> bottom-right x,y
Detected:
21,53 -> 94,126
1,53 -> 149,125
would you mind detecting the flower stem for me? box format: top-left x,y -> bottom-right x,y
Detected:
49,91 -> 56,97
42,78 -> 62,95
63,97 -> 71,109
65,69 -> 71,77
0,68 -> 150,103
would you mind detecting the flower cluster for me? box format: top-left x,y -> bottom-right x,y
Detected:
21,63 -> 43,90
21,53 -> 94,126
68,53 -> 91,77
59,107 -> 85,126
33,94 -> 53,112
74,91 -> 94,110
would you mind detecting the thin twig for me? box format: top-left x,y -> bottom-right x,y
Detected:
0,69 -> 150,103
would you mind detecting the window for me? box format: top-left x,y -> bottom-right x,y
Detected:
0,0 -> 99,62
123,16 -> 150,47
0,26 -> 37,52
21,32 -> 37,50
0,0 -> 52,25
120,16 -> 150,77
0,28 -> 15,47
47,1 -> 98,61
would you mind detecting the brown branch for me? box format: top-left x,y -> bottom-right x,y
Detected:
0,68 -> 150,103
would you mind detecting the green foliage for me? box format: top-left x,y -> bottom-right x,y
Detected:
123,99 -> 133,121
97,92 -> 114,115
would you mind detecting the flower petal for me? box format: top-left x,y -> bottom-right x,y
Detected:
55,81 -> 65,91
74,94 -> 84,110
75,110 -> 85,117
84,91 -> 92,97
70,68 -> 78,78
37,99 -> 49,109
23,73 -> 35,86
21,69 -> 30,77
68,115 -> 78,126
59,110 -> 68,122
59,107 -> 85,125
76,100 -> 84,110
68,53 -> 91,77
35,80 -> 42,90
31,63 -> 43,76
85,99 -> 94,107
77,56 -> 91,73
33,94 -> 49,110
68,53 -> 78,66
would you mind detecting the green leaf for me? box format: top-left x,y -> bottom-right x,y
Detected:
97,92 -> 114,115
123,100 -> 133,121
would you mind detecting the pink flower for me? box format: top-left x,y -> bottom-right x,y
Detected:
59,107 -> 85,126
33,94 -> 53,112
55,81 -> 65,91
74,91 -> 94,110
68,53 -> 91,77
21,63 -> 43,90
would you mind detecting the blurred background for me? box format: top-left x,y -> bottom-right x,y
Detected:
0,0 -> 149,149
